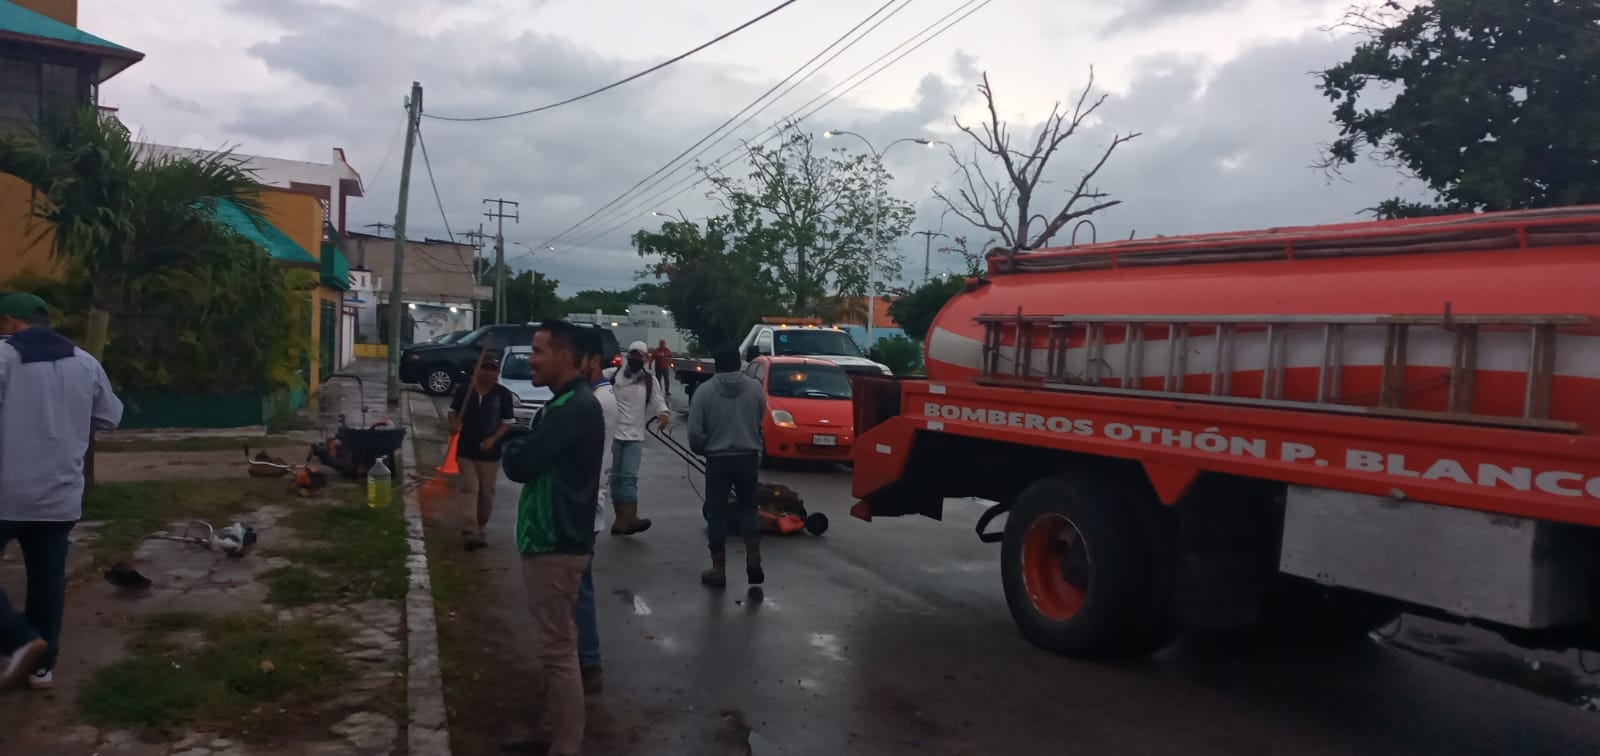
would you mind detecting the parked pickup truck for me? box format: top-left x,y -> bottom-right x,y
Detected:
400,322 -> 621,396
672,318 -> 893,397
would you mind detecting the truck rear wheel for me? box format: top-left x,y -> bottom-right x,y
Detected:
1001,474 -> 1166,659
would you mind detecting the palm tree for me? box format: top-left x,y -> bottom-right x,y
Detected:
0,107 -> 304,393
0,108 -> 266,312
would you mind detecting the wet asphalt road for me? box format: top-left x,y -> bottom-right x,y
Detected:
445,389 -> 1600,756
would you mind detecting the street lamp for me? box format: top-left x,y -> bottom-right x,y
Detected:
822,129 -> 939,347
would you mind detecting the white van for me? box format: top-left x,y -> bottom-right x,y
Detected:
499,346 -> 552,431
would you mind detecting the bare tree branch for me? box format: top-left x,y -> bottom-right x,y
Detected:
934,66 -> 1138,261
1031,130 -> 1140,248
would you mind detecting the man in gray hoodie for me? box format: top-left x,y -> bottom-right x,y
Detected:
687,341 -> 767,588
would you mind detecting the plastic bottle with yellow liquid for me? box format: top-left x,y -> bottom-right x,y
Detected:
367,457 -> 392,509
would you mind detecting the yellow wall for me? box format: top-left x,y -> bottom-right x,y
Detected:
13,0 -> 77,26
0,173 -> 64,286
259,188 -> 336,392
259,189 -> 323,255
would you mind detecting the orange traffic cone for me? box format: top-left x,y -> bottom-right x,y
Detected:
439,433 -> 460,475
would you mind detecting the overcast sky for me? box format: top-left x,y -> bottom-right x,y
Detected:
83,0 -> 1427,295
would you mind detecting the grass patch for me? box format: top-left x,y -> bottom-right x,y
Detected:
95,435 -> 302,454
81,478 -> 305,568
424,523 -> 473,718
79,611 -> 349,731
259,484 -> 409,607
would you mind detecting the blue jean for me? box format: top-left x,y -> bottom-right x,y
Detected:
0,521 -> 74,672
704,453 -> 760,553
609,439 -> 643,503
575,552 -> 599,668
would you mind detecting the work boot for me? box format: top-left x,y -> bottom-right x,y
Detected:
745,537 -> 764,585
701,551 -> 727,588
610,501 -> 653,535
581,665 -> 603,695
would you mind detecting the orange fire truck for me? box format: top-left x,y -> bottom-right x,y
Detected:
850,207 -> 1600,658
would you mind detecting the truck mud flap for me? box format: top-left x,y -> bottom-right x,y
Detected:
975,499 -> 1011,543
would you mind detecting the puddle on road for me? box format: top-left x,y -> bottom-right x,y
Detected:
612,588 -> 652,615
1387,629 -> 1600,708
808,633 -> 846,661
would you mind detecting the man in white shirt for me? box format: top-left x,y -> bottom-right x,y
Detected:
0,293 -> 123,691
575,331 -> 616,694
608,341 -> 668,536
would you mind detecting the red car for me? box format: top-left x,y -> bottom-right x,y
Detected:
747,356 -> 855,462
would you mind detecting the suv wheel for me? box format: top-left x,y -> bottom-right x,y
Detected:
423,366 -> 457,396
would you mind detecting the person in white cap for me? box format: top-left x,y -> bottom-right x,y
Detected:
608,341 -> 668,535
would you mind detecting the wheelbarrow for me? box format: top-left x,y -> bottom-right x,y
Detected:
310,374 -> 408,478
648,418 -> 828,536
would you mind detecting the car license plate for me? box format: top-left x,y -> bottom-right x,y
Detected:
812,435 -> 837,446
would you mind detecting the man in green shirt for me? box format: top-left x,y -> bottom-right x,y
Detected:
501,320 -> 605,756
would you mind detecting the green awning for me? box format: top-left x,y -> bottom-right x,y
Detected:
212,198 -> 319,266
0,1 -> 145,82
320,241 -> 350,290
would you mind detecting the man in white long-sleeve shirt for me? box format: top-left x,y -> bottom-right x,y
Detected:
608,341 -> 668,535
0,293 -> 123,691
574,334 -> 617,694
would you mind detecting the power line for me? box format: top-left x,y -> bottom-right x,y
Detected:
416,124 -> 471,278
539,0 -> 913,250
553,0 -> 993,257
415,125 -> 455,244
422,0 -> 805,123
554,0 -> 989,255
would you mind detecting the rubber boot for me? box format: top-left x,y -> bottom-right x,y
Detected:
701,551 -> 727,588
611,501 -> 653,536
745,537 -> 764,585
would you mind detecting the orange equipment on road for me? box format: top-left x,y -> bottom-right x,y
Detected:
850,206 -> 1600,660
439,433 -> 460,475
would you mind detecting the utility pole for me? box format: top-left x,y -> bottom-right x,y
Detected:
912,229 -> 948,285
385,81 -> 422,406
483,198 -> 519,324
461,224 -> 490,329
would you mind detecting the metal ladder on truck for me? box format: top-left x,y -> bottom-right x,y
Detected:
974,312 -> 1596,433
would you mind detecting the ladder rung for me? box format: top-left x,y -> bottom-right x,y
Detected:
1448,325 -> 1478,415
1164,323 -> 1188,392
1525,324 -> 1556,419
1122,324 -> 1146,389
1210,324 -> 1234,396
1380,324 -> 1409,408
1317,323 -> 1345,404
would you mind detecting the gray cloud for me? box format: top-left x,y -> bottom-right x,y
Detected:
92,1 -> 1422,295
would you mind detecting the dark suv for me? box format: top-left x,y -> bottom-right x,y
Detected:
399,322 -> 621,396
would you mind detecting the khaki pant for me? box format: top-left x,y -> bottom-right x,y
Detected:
454,458 -> 499,535
522,553 -> 591,756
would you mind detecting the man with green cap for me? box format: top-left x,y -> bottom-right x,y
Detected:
0,292 -> 123,691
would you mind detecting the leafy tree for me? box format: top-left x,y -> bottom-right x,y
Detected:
473,258 -> 563,323
704,124 -> 914,314
633,218 -> 783,350
934,69 -> 1139,255
938,234 -> 995,277
1318,0 -> 1600,217
563,288 -> 634,316
503,269 -> 563,323
888,276 -> 964,342
0,107 -> 306,393
872,334 -> 924,376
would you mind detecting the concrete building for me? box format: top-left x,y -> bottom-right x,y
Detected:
139,142 -> 366,377
568,304 -> 687,353
342,231 -> 488,351
0,0 -> 143,285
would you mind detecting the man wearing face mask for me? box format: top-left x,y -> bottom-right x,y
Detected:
607,342 -> 668,536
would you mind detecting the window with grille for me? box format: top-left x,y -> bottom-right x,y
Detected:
0,54 -> 91,135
